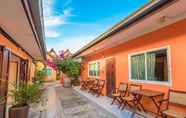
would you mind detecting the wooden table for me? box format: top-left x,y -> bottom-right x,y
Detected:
129,89 -> 164,117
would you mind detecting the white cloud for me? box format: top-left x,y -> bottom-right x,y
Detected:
43,0 -> 74,39
43,0 -> 73,26
44,15 -> 65,26
63,8 -> 73,17
45,30 -> 60,38
63,0 -> 72,8
47,35 -> 96,53
43,0 -> 53,18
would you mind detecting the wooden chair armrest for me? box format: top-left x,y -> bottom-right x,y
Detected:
158,98 -> 169,104
158,98 -> 169,112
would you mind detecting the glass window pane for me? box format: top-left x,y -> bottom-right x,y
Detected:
131,54 -> 145,80
45,68 -> 52,76
89,64 -> 93,76
147,49 -> 168,82
97,62 -> 100,76
89,62 -> 100,77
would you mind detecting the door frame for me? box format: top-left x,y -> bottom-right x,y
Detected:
105,57 -> 116,97
0,46 -> 10,118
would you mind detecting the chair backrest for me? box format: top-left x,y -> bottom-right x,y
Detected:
129,84 -> 142,91
118,83 -> 128,92
98,80 -> 105,89
169,89 -> 186,106
92,79 -> 99,86
94,79 -> 99,84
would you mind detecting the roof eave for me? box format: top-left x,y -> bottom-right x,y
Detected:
22,0 -> 47,61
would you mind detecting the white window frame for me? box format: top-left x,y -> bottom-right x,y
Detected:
88,60 -> 101,78
128,46 -> 172,86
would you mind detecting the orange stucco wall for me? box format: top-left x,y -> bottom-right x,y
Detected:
0,34 -> 34,81
80,19 -> 186,112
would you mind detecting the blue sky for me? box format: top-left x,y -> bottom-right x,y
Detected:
43,0 -> 149,53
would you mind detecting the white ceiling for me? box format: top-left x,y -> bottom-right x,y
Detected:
0,0 -> 43,60
79,0 -> 186,57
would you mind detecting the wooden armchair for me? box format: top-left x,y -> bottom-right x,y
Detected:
91,80 -> 105,97
111,82 -> 128,107
158,89 -> 186,118
88,79 -> 99,92
121,84 -> 142,110
80,80 -> 87,90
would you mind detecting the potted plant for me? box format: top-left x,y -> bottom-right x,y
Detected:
8,82 -> 41,118
56,58 -> 81,87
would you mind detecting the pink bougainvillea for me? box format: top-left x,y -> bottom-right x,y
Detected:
59,50 -> 65,59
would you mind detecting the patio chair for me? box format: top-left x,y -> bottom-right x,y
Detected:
157,89 -> 186,118
80,79 -> 91,90
121,84 -> 143,110
91,80 -> 105,97
110,82 -> 128,107
88,79 -> 99,92
80,80 -> 87,90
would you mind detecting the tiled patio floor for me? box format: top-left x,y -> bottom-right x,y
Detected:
56,87 -> 117,118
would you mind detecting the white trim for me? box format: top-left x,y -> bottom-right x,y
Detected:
88,60 -> 101,79
128,46 -> 172,86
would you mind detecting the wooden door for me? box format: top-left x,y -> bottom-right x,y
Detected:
106,58 -> 116,97
19,59 -> 28,83
0,47 -> 10,118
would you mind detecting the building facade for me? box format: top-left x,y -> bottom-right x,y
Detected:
74,0 -> 186,113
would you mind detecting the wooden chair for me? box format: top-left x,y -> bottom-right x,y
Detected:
80,80 -> 87,90
111,82 -> 128,107
82,79 -> 93,90
121,84 -> 143,110
91,80 -> 105,97
158,89 -> 186,118
88,79 -> 99,92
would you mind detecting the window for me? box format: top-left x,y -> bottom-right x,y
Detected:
129,47 -> 170,85
88,61 -> 100,77
45,68 -> 52,76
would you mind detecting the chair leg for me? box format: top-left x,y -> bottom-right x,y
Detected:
121,101 -> 127,110
118,99 -> 123,109
111,97 -> 116,105
97,90 -> 101,97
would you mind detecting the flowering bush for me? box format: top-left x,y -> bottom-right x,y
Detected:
56,59 -> 81,79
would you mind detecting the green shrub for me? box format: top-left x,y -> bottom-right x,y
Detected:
56,59 -> 81,79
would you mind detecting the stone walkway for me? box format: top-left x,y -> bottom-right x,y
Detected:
55,87 -> 117,118
29,82 -> 117,118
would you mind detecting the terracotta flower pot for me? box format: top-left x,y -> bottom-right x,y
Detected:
63,77 -> 71,88
9,105 -> 29,118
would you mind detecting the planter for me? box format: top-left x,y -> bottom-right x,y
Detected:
0,100 -> 5,118
63,77 -> 71,88
9,105 -> 29,118
71,78 -> 80,86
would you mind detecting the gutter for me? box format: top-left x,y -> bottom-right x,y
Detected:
73,0 -> 174,58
